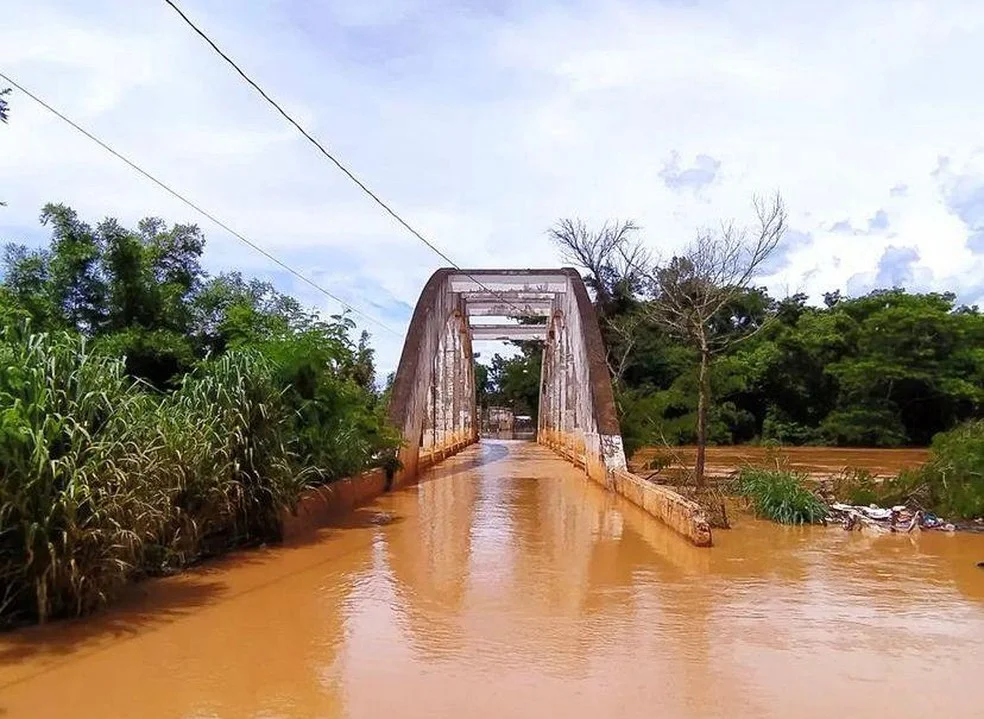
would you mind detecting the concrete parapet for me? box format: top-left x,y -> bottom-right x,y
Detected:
282,435 -> 477,542
281,468 -> 388,542
609,469 -> 713,547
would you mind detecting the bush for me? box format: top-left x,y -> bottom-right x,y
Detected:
905,420 -> 984,519
737,467 -> 828,524
257,329 -> 399,484
829,468 -> 880,506
826,422 -> 984,520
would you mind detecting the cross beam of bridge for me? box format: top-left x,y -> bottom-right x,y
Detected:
447,272 -> 569,295
465,300 -> 553,317
469,324 -> 548,341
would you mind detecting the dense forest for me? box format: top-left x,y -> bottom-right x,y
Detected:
613,287 -> 984,455
0,204 -> 397,625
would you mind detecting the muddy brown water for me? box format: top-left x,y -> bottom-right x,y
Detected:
2,441 -> 983,718
631,445 -> 931,480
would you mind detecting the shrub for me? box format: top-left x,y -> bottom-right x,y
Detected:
256,329 -> 399,484
912,420 -> 984,519
826,422 -> 984,520
829,468 -> 880,506
737,467 -> 828,524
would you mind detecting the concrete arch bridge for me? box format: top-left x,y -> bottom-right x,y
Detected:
387,268 -> 711,547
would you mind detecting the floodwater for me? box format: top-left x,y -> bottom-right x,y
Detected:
632,445 -> 930,479
2,441 -> 983,718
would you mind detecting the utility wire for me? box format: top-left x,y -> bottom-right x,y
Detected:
162,0 -> 532,318
0,71 -> 401,337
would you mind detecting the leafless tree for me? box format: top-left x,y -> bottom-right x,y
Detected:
641,193 -> 787,486
602,308 -> 647,383
548,219 -> 651,314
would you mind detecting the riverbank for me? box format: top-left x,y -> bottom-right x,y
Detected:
632,425 -> 984,530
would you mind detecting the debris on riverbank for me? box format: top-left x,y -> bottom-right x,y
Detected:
828,503 -> 956,533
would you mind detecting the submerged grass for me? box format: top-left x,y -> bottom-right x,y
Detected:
736,467 -> 828,525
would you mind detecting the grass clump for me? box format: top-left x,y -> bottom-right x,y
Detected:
737,467 -> 828,525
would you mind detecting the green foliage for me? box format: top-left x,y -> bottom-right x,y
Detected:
94,328 -> 197,389
153,350 -> 303,561
827,421 -> 984,520
0,205 -> 400,627
482,343 -> 543,420
257,326 -> 398,483
829,469 -> 880,506
737,467 -> 828,524
922,420 -> 984,517
607,287 -> 984,450
0,329 -> 164,624
874,421 -> 984,519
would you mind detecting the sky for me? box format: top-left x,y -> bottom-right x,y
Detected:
2,0 -> 984,375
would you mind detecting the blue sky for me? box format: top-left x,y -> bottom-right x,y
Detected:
3,0 -> 984,374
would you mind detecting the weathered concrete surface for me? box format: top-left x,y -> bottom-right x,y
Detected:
537,268 -> 627,486
610,469 -> 713,547
388,269 -> 479,485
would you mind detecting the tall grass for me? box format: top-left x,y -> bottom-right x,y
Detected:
0,328 -> 389,627
736,467 -> 828,525
0,329 -> 163,623
148,351 -> 305,570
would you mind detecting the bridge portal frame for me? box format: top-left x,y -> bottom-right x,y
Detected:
388,268 -> 626,486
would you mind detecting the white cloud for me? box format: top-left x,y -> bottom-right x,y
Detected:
2,0 -> 984,375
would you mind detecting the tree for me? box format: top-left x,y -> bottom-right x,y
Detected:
549,218 -> 651,318
474,361 -> 490,408
643,194 -> 787,485
483,344 -> 543,421
40,204 -> 108,333
549,218 -> 653,381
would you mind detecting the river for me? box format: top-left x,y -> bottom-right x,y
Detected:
2,440 -> 983,718
631,445 -> 931,479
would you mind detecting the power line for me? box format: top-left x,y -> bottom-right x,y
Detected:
162,0 -> 531,318
0,71 -> 401,338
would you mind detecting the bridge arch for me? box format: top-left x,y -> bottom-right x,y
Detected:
387,268 -> 626,485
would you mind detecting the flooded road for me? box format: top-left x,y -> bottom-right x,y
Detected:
2,440 -> 983,718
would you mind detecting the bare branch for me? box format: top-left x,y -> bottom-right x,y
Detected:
548,218 -> 650,309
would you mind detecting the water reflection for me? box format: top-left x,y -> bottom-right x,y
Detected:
1,440 -> 983,718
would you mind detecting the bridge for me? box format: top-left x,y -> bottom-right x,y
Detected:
387,268 -> 712,546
